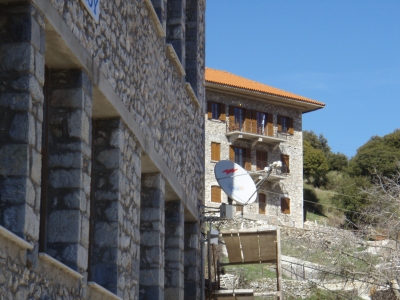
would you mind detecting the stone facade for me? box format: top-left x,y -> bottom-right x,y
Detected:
0,0 -> 205,299
205,78 -> 323,229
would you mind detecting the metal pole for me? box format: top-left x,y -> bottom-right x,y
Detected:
208,222 -> 212,300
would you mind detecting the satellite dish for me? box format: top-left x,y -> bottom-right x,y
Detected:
214,160 -> 257,205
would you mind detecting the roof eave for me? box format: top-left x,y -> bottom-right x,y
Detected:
205,82 -> 325,113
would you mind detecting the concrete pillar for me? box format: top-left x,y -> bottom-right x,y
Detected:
0,2 -> 45,242
167,0 -> 186,68
44,68 -> 92,273
185,0 -> 200,96
184,222 -> 202,300
90,118 -> 141,298
139,173 -> 165,300
164,201 -> 184,300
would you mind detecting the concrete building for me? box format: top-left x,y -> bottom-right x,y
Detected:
205,68 -> 325,228
0,0 -> 205,299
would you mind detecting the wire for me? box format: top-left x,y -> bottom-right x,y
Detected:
281,259 -> 400,291
303,199 -> 361,214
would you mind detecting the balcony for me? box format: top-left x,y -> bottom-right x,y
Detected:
226,122 -> 289,145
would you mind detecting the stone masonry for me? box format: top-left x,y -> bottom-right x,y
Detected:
0,1 -> 45,243
165,200 -> 185,300
139,173 -> 165,300
0,0 -> 205,298
44,68 -> 92,273
91,118 -> 141,298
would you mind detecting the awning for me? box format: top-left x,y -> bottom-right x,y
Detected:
221,228 -> 278,264
213,289 -> 254,300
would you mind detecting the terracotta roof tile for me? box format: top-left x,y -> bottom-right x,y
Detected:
205,68 -> 325,107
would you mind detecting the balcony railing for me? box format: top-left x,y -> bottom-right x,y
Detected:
227,122 -> 290,140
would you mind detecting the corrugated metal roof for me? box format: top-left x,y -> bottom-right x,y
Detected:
205,68 -> 325,107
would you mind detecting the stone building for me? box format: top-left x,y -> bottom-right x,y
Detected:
205,68 -> 325,228
0,0 -> 205,299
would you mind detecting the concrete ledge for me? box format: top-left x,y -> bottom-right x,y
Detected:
143,0 -> 166,38
88,282 -> 123,300
185,82 -> 200,108
166,44 -> 186,77
38,253 -> 83,279
0,225 -> 33,250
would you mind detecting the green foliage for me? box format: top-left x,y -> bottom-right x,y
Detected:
303,130 -> 331,155
327,152 -> 348,171
348,130 -> 400,177
331,174 -> 372,226
303,140 -> 329,187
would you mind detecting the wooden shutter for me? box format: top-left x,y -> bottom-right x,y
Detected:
236,205 -> 243,212
211,186 -> 221,203
288,117 -> 294,135
252,111 -> 257,134
229,106 -> 235,131
207,101 -> 212,119
211,142 -> 220,161
220,103 -> 226,121
245,109 -> 252,133
281,197 -> 290,214
259,194 -> 266,214
229,146 -> 235,162
277,115 -> 282,133
244,147 -> 251,171
281,154 -> 290,174
256,151 -> 267,171
267,114 -> 273,136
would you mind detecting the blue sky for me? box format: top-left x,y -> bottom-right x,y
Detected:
206,1 -> 400,158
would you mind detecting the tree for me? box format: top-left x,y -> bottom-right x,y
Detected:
327,152 -> 348,172
349,130 -> 400,178
303,130 -> 331,156
303,140 -> 329,187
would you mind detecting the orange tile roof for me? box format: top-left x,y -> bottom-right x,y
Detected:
205,68 -> 325,107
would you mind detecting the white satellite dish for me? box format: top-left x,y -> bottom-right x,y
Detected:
214,160 -> 257,205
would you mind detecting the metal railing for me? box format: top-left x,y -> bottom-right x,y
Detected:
227,122 -> 290,139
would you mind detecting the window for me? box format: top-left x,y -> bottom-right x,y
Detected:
230,146 -> 251,171
229,107 -> 273,136
211,142 -> 220,161
256,112 -> 267,135
256,150 -> 268,171
281,197 -> 290,214
229,106 -> 245,131
236,204 -> 243,212
281,154 -> 290,174
277,115 -> 294,135
207,101 -> 225,121
258,193 -> 266,214
211,185 -> 221,203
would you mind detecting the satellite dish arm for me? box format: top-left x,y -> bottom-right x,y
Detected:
243,161 -> 282,206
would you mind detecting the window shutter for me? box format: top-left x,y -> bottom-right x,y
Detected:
281,154 -> 290,174
207,101 -> 212,119
236,204 -> 243,212
256,151 -> 267,171
288,117 -> 294,135
211,186 -> 221,203
245,109 -> 252,133
229,106 -> 235,131
281,197 -> 290,214
259,193 -> 266,214
277,115 -> 282,133
267,114 -> 273,136
244,147 -> 251,171
220,104 -> 226,121
252,111 -> 257,134
229,146 -> 235,162
211,142 -> 220,161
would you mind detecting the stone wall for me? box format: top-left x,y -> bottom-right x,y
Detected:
205,90 -> 304,228
45,0 -> 205,206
